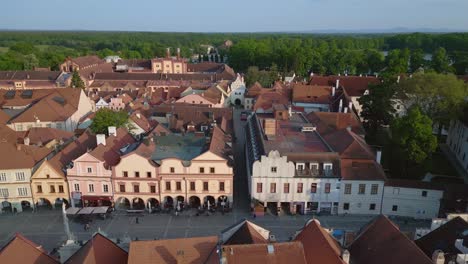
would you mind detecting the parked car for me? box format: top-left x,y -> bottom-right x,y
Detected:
240,112 -> 248,120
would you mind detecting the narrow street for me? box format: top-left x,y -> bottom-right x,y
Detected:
231,108 -> 250,212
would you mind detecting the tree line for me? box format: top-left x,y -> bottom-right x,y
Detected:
1,32 -> 468,75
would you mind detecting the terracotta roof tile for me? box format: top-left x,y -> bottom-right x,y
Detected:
221,242 -> 307,264
340,159 -> 386,181
223,221 -> 269,245
0,233 -> 59,264
294,219 -> 346,264
292,84 -> 332,104
349,215 -> 433,264
323,129 -> 374,160
64,233 -> 127,264
309,75 -> 380,97
89,127 -> 135,167
0,142 -> 52,170
128,236 -> 218,264
69,56 -> 103,68
19,127 -> 74,146
306,112 -> 365,136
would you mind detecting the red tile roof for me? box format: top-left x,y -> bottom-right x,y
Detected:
340,159 -> 386,181
89,127 -> 136,168
292,84 -> 332,104
128,236 -> 219,264
385,179 -> 445,190
221,242 -> 307,264
0,233 -> 59,264
18,127 -> 74,146
323,129 -> 375,160
64,233 -> 128,264
294,219 -> 346,264
0,142 -> 52,170
69,56 -> 103,68
223,221 -> 269,245
306,112 -> 365,136
309,75 -> 380,97
349,215 -> 433,264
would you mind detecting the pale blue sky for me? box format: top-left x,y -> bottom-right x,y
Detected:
1,0 -> 467,32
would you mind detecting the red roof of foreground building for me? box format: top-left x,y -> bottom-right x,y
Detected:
0,233 -> 59,264
294,219 -> 346,264
309,75 -> 380,97
64,233 -> 128,264
306,111 -> 365,136
349,215 -> 433,264
221,242 -> 307,264
128,236 -> 219,264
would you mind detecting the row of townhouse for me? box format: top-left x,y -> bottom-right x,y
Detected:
1,121 -> 234,213
245,109 -> 445,219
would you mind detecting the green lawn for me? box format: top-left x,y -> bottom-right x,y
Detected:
0,46 -> 8,53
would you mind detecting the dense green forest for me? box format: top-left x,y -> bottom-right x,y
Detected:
0,31 -> 467,76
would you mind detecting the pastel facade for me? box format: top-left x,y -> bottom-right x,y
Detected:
113,153 -> 159,209
158,151 -> 233,209
0,168 -> 34,213
31,161 -> 69,208
67,152 -> 113,207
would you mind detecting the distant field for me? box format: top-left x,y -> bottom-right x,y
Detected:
0,47 -> 8,53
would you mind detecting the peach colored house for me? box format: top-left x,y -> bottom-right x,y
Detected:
175,93 -> 225,108
112,126 -> 234,211
113,146 -> 159,210
66,127 -> 135,207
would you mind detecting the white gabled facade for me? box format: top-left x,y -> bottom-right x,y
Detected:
0,168 -> 35,213
382,185 -> 443,219
251,151 -> 341,215
228,74 -> 246,106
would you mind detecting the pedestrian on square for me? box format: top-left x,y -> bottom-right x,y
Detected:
136,217 -> 139,224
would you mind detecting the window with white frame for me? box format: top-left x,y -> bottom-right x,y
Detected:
0,188 -> 9,197
103,184 -> 109,193
88,184 -> 94,192
310,163 -> 319,173
0,173 -> 6,182
74,183 -> 80,192
17,187 -> 28,196
296,163 -> 305,171
324,164 -> 333,175
15,172 -> 25,181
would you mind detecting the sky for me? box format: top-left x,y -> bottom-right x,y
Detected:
1,0 -> 467,32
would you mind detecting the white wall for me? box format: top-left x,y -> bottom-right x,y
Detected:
382,186 -> 443,219
447,119 -> 468,173
338,180 -> 384,215
0,168 -> 34,213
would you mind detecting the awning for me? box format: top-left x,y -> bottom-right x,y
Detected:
66,207 -> 82,215
77,207 -> 95,215
82,195 -> 112,202
92,206 -> 109,214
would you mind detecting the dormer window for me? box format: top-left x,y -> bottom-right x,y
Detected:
324,163 -> 333,176
296,163 -> 305,171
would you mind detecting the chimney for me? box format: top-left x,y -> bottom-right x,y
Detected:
348,102 -> 353,111
344,107 -> 348,113
397,75 -> 401,83
338,99 -> 343,112
336,79 -> 340,88
342,250 -> 351,264
376,150 -> 382,164
263,119 -> 277,138
136,113 -> 141,119
267,244 -> 275,254
16,144 -> 22,151
432,250 -> 445,264
96,134 -> 106,146
108,126 -> 117,137
332,87 -> 336,97
346,126 -> 352,131
24,137 -> 30,146
177,48 -> 181,59
166,48 -> 170,58
288,105 -> 292,117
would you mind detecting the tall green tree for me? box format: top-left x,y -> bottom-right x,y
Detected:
397,72 -> 467,135
431,47 -> 454,73
90,109 -> 129,135
71,70 -> 85,89
391,106 -> 437,164
409,49 -> 426,73
23,54 -> 39,70
358,76 -> 397,143
385,49 -> 409,74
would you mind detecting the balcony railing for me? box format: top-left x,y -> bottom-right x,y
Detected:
295,168 -> 334,177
